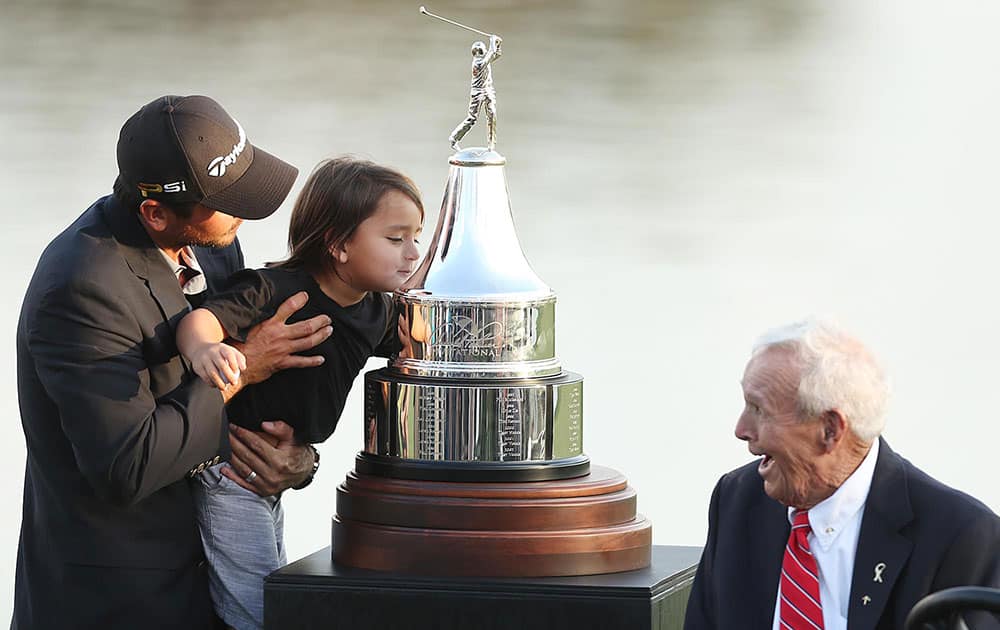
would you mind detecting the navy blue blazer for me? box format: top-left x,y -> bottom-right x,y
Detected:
684,438 -> 1000,629
13,195 -> 242,629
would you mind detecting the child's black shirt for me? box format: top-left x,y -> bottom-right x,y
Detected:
201,266 -> 398,444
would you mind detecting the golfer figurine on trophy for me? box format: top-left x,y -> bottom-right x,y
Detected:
420,6 -> 503,151
449,35 -> 502,150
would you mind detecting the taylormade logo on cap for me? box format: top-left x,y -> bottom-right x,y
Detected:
206,120 -> 247,178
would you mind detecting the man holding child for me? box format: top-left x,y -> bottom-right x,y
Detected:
13,95 -> 329,628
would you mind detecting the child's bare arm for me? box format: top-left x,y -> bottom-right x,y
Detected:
178,309 -> 246,391
177,308 -> 226,354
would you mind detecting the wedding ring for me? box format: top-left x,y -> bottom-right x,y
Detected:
245,470 -> 258,484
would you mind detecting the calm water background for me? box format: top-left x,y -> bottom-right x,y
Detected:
3,0 -> 1000,615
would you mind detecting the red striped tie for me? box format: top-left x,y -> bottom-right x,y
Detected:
779,510 -> 824,629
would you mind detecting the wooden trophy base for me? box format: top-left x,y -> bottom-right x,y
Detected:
332,465 -> 652,577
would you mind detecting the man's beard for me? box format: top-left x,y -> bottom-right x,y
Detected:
179,218 -> 243,248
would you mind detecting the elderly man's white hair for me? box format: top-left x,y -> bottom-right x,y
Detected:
752,319 -> 889,443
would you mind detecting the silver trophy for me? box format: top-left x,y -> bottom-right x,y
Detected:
331,13 -> 650,578
359,10 -> 588,481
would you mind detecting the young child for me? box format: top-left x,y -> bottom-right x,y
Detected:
177,157 -> 423,630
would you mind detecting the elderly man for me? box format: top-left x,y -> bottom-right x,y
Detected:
13,95 -> 332,629
684,320 -> 1000,630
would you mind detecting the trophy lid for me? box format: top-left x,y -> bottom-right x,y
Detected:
400,148 -> 552,302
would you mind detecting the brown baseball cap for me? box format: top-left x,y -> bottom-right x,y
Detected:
115,95 -> 298,219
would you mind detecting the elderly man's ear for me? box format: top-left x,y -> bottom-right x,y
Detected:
820,409 -> 848,452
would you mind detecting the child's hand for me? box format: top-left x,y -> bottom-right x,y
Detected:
189,343 -> 247,390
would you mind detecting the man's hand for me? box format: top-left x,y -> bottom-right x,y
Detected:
231,291 -> 332,386
222,421 -> 315,497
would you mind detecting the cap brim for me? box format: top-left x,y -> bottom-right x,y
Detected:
201,145 -> 298,220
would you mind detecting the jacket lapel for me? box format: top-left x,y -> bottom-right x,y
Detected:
847,438 -> 914,630
101,198 -> 191,334
750,490 -> 790,626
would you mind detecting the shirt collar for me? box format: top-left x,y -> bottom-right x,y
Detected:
788,438 -> 880,551
158,246 -> 206,295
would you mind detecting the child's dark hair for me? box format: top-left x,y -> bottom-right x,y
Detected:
273,157 -> 424,272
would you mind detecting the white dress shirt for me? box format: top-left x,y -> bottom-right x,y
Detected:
772,439 -> 880,630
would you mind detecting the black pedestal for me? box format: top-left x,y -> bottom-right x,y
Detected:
265,545 -> 702,630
